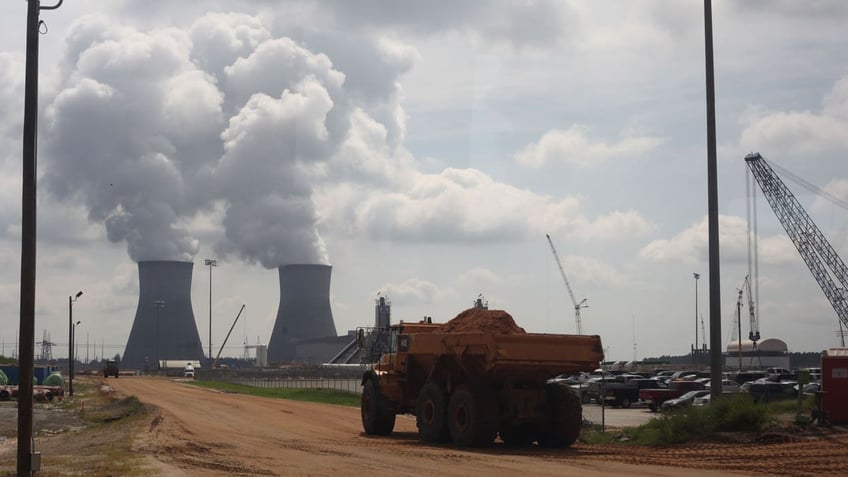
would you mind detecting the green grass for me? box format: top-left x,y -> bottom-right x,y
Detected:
188,380 -> 361,407
581,393 -> 774,446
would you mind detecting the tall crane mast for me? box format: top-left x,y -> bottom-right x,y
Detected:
545,234 -> 588,335
742,275 -> 760,343
744,152 -> 848,331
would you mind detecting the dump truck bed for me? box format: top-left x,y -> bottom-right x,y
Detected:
401,332 -> 603,382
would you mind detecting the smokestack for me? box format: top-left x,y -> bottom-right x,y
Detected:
122,261 -> 205,369
267,264 -> 337,363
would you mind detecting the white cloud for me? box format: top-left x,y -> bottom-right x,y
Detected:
513,125 -> 663,168
740,72 -> 848,156
639,215 -> 796,265
377,278 -> 443,305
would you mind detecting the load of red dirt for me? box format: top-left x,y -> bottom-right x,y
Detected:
438,308 -> 527,335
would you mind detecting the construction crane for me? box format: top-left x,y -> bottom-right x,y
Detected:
211,304 -> 245,369
742,275 -> 760,343
545,234 -> 588,335
745,152 -> 848,332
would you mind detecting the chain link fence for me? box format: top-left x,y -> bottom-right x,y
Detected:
233,376 -> 362,394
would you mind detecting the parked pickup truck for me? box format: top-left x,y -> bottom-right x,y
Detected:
639,380 -> 706,411
603,378 -> 667,408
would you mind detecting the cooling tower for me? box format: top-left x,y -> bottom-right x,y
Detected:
267,264 -> 337,363
122,261 -> 205,370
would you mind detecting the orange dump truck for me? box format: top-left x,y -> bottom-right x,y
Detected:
360,308 -> 604,447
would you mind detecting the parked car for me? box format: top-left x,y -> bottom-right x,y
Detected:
692,393 -> 712,407
661,390 -> 710,411
184,363 -> 195,379
705,379 -> 741,393
549,374 -> 581,385
603,378 -> 667,408
640,380 -> 707,412
747,381 -> 797,403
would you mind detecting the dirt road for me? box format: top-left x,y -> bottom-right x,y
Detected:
110,377 -> 844,476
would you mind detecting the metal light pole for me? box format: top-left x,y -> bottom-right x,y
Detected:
704,0 -> 723,401
204,258 -> 217,364
19,1 -> 65,474
71,320 -> 80,386
154,300 -> 165,372
694,273 -> 700,364
68,291 -> 82,396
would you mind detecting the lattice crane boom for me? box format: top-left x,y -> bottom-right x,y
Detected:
745,152 -> 848,331
546,234 -> 588,335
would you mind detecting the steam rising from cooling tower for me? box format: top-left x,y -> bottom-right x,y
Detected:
122,261 -> 205,369
267,264 -> 337,363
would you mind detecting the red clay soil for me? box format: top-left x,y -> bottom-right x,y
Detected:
439,308 -> 527,334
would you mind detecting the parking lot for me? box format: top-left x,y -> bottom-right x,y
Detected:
582,402 -> 655,428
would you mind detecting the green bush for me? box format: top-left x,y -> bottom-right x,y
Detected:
708,393 -> 768,432
582,393 -> 770,446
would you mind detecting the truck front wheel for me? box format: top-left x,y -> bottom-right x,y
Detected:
361,379 -> 396,435
447,385 -> 498,447
417,382 -> 449,443
538,383 -> 582,448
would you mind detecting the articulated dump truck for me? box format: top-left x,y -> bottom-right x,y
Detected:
359,308 -> 604,447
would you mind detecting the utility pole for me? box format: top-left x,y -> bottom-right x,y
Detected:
703,0 -> 723,401
19,2 -> 64,474
205,258 -> 217,364
694,272 -> 700,364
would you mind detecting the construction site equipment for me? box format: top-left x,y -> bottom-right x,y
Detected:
211,305 -> 246,369
545,234 -> 588,335
103,360 -> 119,378
744,153 -> 848,332
358,311 -> 604,447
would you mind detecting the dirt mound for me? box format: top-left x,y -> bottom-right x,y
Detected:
439,308 -> 526,334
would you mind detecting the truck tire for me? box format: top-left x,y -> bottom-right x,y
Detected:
417,382 -> 450,443
620,397 -> 631,409
648,403 -> 658,412
361,379 -> 396,435
447,385 -> 499,447
499,424 -> 535,447
538,383 -> 582,448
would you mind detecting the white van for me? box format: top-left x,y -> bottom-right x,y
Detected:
184,363 -> 195,378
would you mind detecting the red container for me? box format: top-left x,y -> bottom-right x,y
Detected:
821,348 -> 848,425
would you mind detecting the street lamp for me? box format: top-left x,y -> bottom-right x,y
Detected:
204,258 -> 217,364
153,300 -> 165,372
693,273 -> 700,365
68,291 -> 83,396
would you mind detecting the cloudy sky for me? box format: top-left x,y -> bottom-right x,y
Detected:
1,1 -> 846,363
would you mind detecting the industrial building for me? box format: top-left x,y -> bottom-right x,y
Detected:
122,261 -> 205,370
724,338 -> 790,370
267,264 -> 337,363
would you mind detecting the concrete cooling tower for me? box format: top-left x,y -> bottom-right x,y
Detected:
267,264 -> 337,363
122,261 -> 205,370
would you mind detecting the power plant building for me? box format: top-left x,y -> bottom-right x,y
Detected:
122,261 -> 205,370
267,264 -> 337,363
724,338 -> 790,370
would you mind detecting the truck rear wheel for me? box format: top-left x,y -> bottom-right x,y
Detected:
447,385 -> 499,447
361,379 -> 396,435
417,382 -> 450,443
538,383 -> 582,448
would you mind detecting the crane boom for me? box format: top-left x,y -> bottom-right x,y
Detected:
211,304 -> 246,369
545,234 -> 588,335
744,153 -> 848,331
